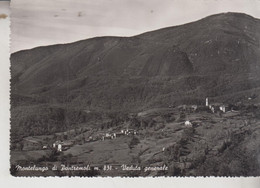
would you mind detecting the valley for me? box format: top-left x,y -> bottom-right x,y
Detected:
10,12 -> 260,176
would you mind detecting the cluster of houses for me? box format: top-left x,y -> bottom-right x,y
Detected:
206,97 -> 233,113
182,98 -> 237,128
100,129 -> 137,141
52,140 -> 74,152
23,97 -> 238,152
20,137 -> 73,152
50,128 -> 138,152
21,96 -> 242,154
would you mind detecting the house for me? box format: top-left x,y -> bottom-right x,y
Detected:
57,144 -> 62,152
219,105 -> 230,113
184,120 -> 192,127
42,145 -> 48,150
209,103 -> 222,113
219,105 -> 225,112
86,136 -> 96,142
101,133 -> 114,141
128,129 -> 137,135
124,129 -> 137,135
112,133 -> 117,139
53,140 -> 74,151
191,105 -> 198,112
210,105 -> 216,113
53,141 -> 62,151
53,140 -> 61,148
106,133 -> 116,139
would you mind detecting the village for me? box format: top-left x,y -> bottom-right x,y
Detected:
51,128 -> 138,152
17,97 -> 238,153
15,96 -> 250,154
10,96 -> 259,176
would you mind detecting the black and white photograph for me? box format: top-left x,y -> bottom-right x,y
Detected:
9,0 -> 260,177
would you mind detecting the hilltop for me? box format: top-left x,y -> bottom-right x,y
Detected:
11,12 -> 260,112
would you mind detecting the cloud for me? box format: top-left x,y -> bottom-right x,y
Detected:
0,14 -> 7,19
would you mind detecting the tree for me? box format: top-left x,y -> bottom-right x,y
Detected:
19,142 -> 24,151
129,136 -> 140,149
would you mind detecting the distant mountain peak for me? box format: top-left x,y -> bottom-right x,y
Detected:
11,12 -> 260,111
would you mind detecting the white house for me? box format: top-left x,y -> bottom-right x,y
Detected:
112,133 -> 116,139
210,105 -> 216,113
219,105 -> 229,113
57,144 -> 62,152
185,120 -> 192,127
191,105 -> 198,111
53,140 -> 73,151
42,145 -> 48,149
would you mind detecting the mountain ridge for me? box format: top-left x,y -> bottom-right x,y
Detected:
11,12 -> 259,54
11,12 -> 260,113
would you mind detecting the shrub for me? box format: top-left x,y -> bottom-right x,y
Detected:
129,136 -> 140,149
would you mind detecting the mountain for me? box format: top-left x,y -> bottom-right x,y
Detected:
10,12 -> 260,136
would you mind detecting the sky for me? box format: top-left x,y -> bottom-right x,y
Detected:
10,0 -> 260,53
